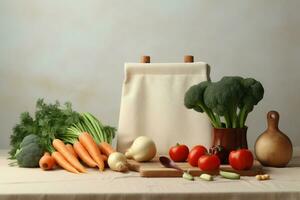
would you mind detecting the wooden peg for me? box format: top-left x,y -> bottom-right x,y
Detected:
141,56 -> 150,63
184,55 -> 194,63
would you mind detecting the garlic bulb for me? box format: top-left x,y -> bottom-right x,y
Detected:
125,136 -> 156,162
108,152 -> 128,172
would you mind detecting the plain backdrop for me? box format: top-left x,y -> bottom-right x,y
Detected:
0,0 -> 299,150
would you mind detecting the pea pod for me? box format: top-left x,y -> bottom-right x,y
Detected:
182,172 -> 194,181
199,173 -> 214,181
220,170 -> 240,180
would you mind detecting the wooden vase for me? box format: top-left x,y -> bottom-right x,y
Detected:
212,127 -> 248,164
254,111 -> 293,167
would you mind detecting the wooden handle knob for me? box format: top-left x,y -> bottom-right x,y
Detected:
184,55 -> 194,63
267,110 -> 279,130
141,56 -> 150,63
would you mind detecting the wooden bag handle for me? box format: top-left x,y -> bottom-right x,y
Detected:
141,56 -> 150,63
140,55 -> 194,63
184,55 -> 194,63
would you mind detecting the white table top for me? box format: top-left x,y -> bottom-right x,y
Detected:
0,149 -> 300,200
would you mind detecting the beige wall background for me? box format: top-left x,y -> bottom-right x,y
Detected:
0,0 -> 299,149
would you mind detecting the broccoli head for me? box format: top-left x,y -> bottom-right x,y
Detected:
15,134 -> 43,168
204,76 -> 244,128
184,81 -> 210,112
184,76 -> 264,128
184,81 -> 222,127
238,78 -> 264,127
20,134 -> 40,148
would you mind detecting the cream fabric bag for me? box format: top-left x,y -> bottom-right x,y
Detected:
117,62 -> 212,154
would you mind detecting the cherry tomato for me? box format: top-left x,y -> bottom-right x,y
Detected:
188,145 -> 207,166
229,149 -> 254,170
169,143 -> 189,162
198,154 -> 220,171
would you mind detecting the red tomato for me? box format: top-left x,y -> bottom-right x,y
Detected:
198,154 -> 221,171
187,145 -> 207,166
169,143 -> 189,162
229,149 -> 254,170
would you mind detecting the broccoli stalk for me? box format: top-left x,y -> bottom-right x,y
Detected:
227,103 -> 240,128
223,109 -> 233,128
196,102 -> 221,128
238,107 -> 249,128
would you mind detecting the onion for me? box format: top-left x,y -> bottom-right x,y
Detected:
125,136 -> 156,162
108,152 -> 128,172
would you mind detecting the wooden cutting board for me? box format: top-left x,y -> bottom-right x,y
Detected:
127,158 -> 264,177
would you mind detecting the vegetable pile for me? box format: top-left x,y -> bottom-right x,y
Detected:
168,143 -> 262,182
168,143 -> 255,180
9,99 -> 80,161
184,76 -> 264,128
9,99 -> 118,173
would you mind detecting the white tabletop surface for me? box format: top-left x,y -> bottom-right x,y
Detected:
0,149 -> 300,200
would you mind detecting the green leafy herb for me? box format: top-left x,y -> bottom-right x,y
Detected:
9,99 -> 80,159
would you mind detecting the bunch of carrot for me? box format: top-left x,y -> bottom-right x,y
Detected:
39,132 -> 115,173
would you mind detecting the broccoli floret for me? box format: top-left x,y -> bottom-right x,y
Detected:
238,78 -> 264,127
184,81 -> 222,127
184,76 -> 264,128
204,76 -> 244,128
184,81 -> 210,113
15,134 -> 43,168
20,134 -> 40,148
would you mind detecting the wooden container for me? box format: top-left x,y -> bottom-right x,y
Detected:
212,127 -> 248,163
255,111 -> 293,167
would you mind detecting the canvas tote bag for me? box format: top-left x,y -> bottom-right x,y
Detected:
117,62 -> 212,154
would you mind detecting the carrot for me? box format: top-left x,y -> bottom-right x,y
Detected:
66,144 -> 77,158
101,154 -> 108,167
100,154 -> 108,162
39,152 -> 56,170
52,139 -> 86,173
79,132 -> 105,171
99,142 -> 115,157
51,151 -> 79,174
73,141 -> 97,168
